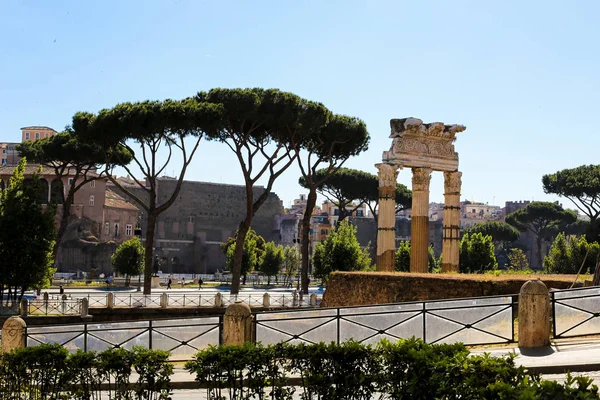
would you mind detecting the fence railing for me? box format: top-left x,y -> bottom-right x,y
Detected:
28,299 -> 82,316
552,286 -> 600,338
255,295 -> 516,347
25,317 -> 222,361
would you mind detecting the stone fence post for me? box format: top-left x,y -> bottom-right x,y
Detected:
160,293 -> 168,308
214,293 -> 223,307
518,280 -> 550,348
223,301 -> 253,345
81,298 -> 91,320
107,293 -> 114,309
263,293 -> 270,308
20,299 -> 28,318
2,316 -> 26,353
310,294 -> 317,307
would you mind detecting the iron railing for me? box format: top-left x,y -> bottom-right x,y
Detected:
255,294 -> 516,347
25,317 -> 222,361
28,299 -> 82,316
552,286 -> 600,338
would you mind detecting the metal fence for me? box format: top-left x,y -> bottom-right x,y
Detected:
28,299 -> 82,316
25,317 -> 221,361
552,286 -> 600,338
255,295 -> 516,347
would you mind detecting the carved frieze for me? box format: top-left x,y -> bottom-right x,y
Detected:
412,167 -> 432,191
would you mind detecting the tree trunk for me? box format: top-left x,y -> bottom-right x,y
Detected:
301,189 -> 318,294
52,200 -> 72,264
231,221 -> 250,294
143,211 -> 157,294
536,235 -> 543,270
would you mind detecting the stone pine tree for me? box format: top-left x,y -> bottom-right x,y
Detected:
18,131 -> 131,260
196,88 -> 331,294
282,245 -> 300,287
0,159 -> 56,305
72,99 -> 222,294
301,168 -> 411,224
543,165 -> 600,242
506,201 -> 577,269
111,236 -> 145,286
294,115 -> 370,294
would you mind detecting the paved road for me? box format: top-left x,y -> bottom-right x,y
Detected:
40,286 -> 325,295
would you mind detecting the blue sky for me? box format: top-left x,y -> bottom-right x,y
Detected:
1,1 -> 599,210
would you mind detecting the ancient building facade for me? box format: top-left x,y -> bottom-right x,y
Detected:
111,177 -> 283,274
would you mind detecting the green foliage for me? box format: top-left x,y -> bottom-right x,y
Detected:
459,233 -> 498,273
507,248 -> 530,271
465,221 -> 520,244
544,233 -> 600,274
258,241 -> 284,284
0,344 -> 173,399
300,167 -> 412,220
184,339 -> 599,400
394,240 -> 411,272
0,158 -> 56,305
282,245 -> 300,280
312,220 -> 371,281
111,236 -> 145,286
543,164 -> 600,242
221,228 -> 266,278
394,241 -> 438,273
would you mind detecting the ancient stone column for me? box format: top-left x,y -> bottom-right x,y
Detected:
442,171 -> 462,272
410,167 -> 432,273
376,163 -> 399,272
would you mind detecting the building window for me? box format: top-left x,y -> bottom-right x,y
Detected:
89,195 -> 94,206
188,216 -> 194,223
35,132 -> 40,139
357,210 -> 364,217
1,158 -> 5,166
90,180 -> 95,188
25,132 -> 30,140
126,224 -> 133,236
105,222 -> 110,235
2,149 -> 5,154
114,223 -> 119,238
68,178 -> 74,186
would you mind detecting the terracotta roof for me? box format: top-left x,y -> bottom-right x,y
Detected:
20,126 -> 57,131
105,188 -> 138,211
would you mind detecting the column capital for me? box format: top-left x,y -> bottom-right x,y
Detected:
444,171 -> 462,194
411,167 -> 432,191
375,163 -> 400,188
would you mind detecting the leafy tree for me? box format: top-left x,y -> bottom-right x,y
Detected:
507,248 -> 530,271
312,220 -> 371,282
0,159 -> 56,305
301,168 -> 411,223
72,98 -> 221,294
258,242 -> 284,285
282,245 -> 300,286
506,201 -> 577,269
221,228 -> 266,285
544,233 -> 600,274
543,165 -> 600,242
459,233 -> 498,273
465,222 -> 520,245
111,237 -> 145,286
294,115 -> 370,294
18,131 -> 131,260
394,241 -> 437,273
196,88 -> 328,294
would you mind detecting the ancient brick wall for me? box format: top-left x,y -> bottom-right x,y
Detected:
321,271 -> 584,307
112,178 -> 282,274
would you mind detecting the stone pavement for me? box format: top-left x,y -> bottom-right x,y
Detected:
472,337 -> 600,374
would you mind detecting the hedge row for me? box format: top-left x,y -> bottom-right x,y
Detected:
185,339 -> 599,400
0,339 -> 598,399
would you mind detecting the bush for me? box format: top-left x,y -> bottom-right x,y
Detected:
544,233 -> 600,274
460,232 -> 498,273
395,241 -> 439,272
